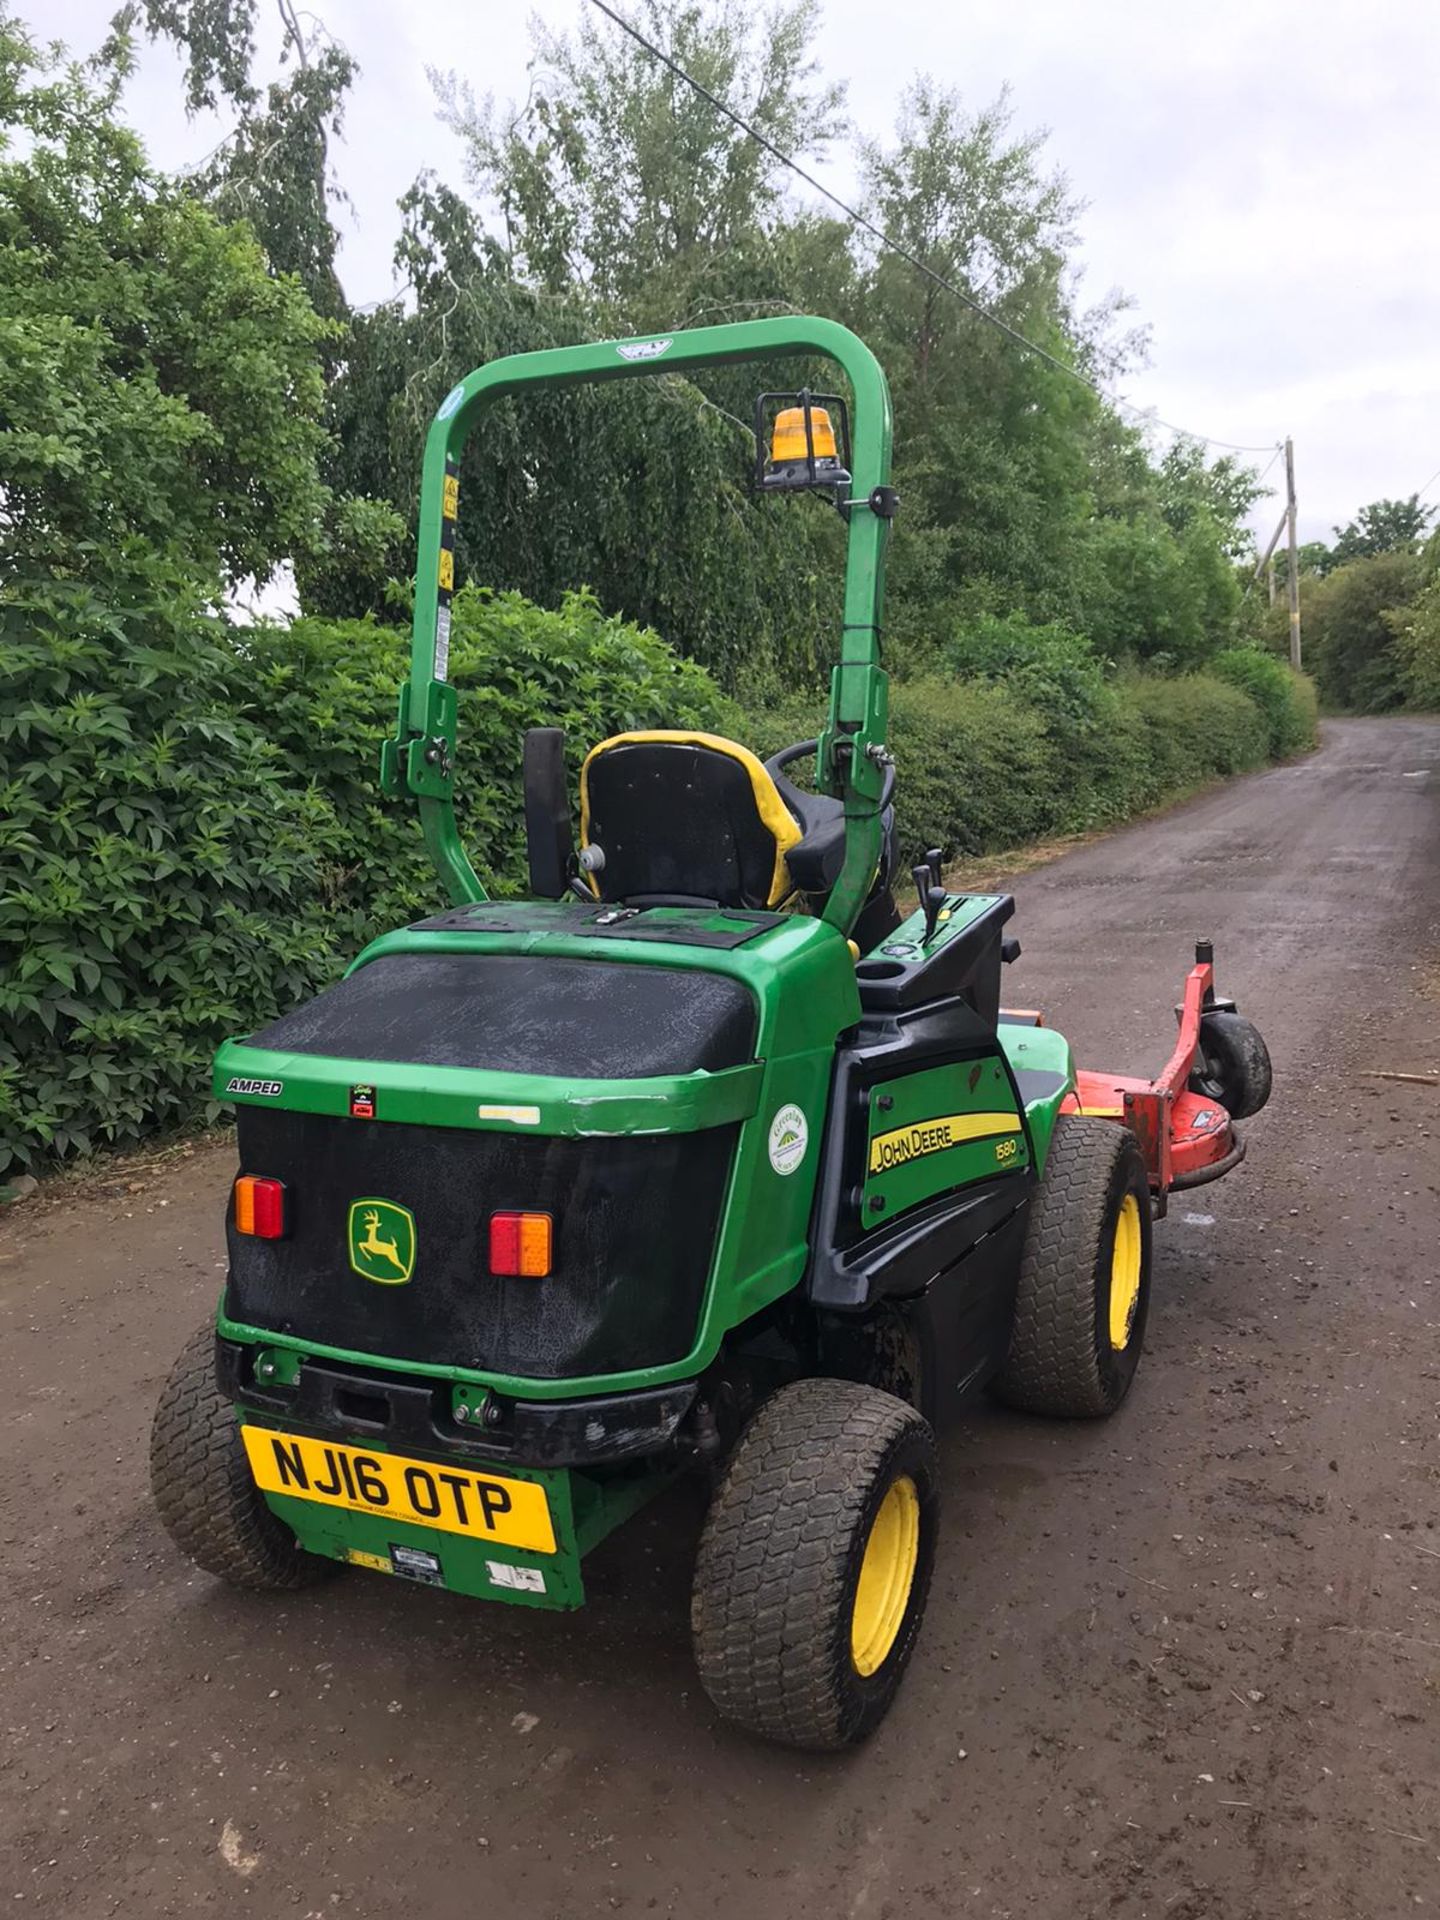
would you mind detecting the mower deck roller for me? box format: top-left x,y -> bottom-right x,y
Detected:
151,317 -> 1270,1750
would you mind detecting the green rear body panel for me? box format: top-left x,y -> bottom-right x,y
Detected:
217,906 -> 860,1402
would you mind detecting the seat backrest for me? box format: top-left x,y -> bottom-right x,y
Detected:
579,731 -> 800,909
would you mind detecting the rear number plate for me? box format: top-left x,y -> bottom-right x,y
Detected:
240,1426 -> 556,1553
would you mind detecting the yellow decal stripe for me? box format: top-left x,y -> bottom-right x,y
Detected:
869,1110 -> 1021,1175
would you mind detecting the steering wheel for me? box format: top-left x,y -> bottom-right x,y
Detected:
764,738 -> 896,815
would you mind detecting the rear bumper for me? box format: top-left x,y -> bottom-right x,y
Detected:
225,1336 -> 685,1610
217,1335 -> 697,1470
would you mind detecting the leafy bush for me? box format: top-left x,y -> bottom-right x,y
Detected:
1211,649 -> 1318,757
250,584 -> 738,936
0,583 -> 734,1173
0,582 -> 345,1172
741,675 -> 1062,864
940,615 -> 1109,734
1078,511 -> 1243,669
1302,552 -> 1421,712
937,614 -> 1154,831
0,24 -> 334,595
886,678 -> 1062,857
3,571 -> 1314,1176
1388,580 -> 1440,710
1120,674 -> 1269,794
738,658 -> 1274,867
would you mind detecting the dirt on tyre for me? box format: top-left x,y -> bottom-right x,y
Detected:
149,1322 -> 338,1591
1189,1008 -> 1272,1119
691,1377 -> 938,1751
994,1114 -> 1152,1419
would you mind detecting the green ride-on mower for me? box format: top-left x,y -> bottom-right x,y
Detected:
150,317 -> 1271,1750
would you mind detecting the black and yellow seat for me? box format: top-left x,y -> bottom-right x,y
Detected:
578,730 -> 898,943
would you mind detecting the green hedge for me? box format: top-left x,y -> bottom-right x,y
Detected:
0,584 -> 732,1173
743,645 -> 1312,868
1211,647 -> 1318,757
2,588 -> 1315,1176
1392,580 -> 1440,709
0,583 -> 348,1170
245,584 -> 736,944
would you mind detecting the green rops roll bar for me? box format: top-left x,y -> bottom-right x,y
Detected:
380,316 -> 896,936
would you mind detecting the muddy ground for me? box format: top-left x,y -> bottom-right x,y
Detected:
3,716 -> 1439,1919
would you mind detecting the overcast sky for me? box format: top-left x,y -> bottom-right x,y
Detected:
41,0 -> 1440,544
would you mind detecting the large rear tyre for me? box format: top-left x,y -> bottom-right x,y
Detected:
994,1115 -> 1152,1418
1189,1009 -> 1272,1119
150,1323 -> 338,1592
691,1378 -> 938,1751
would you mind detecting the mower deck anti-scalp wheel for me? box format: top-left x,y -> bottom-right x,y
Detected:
691,1377 -> 938,1750
994,1114 -> 1153,1418
1188,1009 -> 1272,1120
149,1323 -> 338,1592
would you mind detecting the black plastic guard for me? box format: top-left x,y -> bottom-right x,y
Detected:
218,1339 -> 697,1469
856,894 -> 1014,1022
805,993 -> 1034,1313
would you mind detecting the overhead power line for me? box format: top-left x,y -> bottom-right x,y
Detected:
1415,463 -> 1440,502
585,0 -> 1280,459
1253,443 -> 1284,488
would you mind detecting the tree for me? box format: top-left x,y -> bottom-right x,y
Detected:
1154,440 -> 1265,564
850,79 -> 1255,664
435,0 -> 843,331
1328,495 -> 1434,571
321,192 -> 846,682
126,0 -> 357,319
1303,551 -> 1421,711
0,13 -> 334,594
1388,582 -> 1440,709
853,79 -> 1107,633
1382,537 -> 1440,709
1273,540 -> 1330,590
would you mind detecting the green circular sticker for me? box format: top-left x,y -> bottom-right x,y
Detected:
767,1104 -> 809,1176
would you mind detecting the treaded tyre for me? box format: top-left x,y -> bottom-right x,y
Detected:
150,1323 -> 338,1591
1189,1009 -> 1272,1120
691,1377 -> 938,1751
994,1114 -> 1152,1418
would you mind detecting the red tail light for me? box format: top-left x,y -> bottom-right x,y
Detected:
234,1175 -> 287,1239
489,1211 -> 552,1277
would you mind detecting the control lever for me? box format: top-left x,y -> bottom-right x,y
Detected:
925,846 -> 944,889
911,863 -> 947,945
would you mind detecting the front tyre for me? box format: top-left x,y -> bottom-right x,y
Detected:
150,1323 -> 338,1591
1189,1009 -> 1272,1119
691,1378 -> 938,1751
994,1114 -> 1153,1418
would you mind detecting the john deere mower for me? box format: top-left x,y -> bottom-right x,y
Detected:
150,318 -> 1271,1750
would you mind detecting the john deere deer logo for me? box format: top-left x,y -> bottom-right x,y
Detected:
347,1199 -> 416,1285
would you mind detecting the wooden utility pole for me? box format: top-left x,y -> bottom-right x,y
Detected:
1285,436 -> 1301,669
1253,509 -> 1288,589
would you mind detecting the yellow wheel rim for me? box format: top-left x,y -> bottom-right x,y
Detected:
850,1474 -> 920,1677
1108,1192 -> 1143,1351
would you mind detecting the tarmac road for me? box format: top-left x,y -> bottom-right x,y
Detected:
3,716 -> 1439,1920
